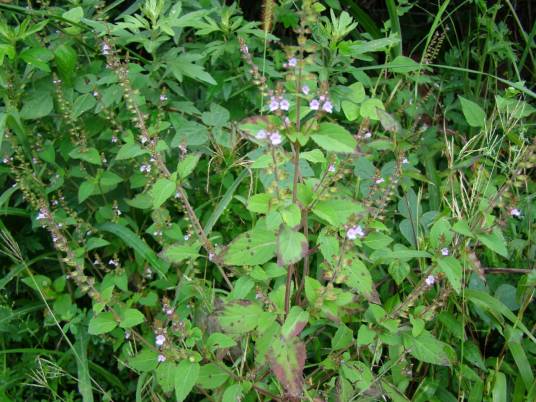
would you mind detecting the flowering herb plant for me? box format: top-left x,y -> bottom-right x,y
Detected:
0,0 -> 535,401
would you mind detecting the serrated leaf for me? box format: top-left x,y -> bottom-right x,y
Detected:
88,312 -> 117,335
403,332 -> 451,366
197,363 -> 229,389
160,243 -> 200,263
223,228 -> 276,266
174,360 -> 199,402
312,199 -> 364,226
342,258 -> 378,302
69,147 -> 101,165
363,232 -> 393,250
276,227 -> 307,266
150,178 -> 176,209
332,325 -> 353,350
477,228 -> 508,257
119,308 -> 145,328
247,193 -> 272,213
360,98 -> 385,120
116,143 -> 149,160
78,180 -> 96,203
268,336 -> 306,398
219,301 -> 263,334
311,123 -> 357,153
177,153 -> 201,179
281,306 -> 309,338
437,256 -> 462,294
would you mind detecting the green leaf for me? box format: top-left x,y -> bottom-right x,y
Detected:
72,94 -> 97,118
247,193 -> 272,214
389,55 -> 419,74
219,301 -> 263,334
69,147 -> 101,165
98,223 -> 169,277
402,332 -> 451,366
169,54 -> 217,85
63,6 -> 84,23
477,228 -> 508,258
20,91 -> 53,120
300,149 -> 325,164
197,363 -> 229,389
280,204 -> 301,227
312,199 -> 364,226
174,360 -> 199,402
116,143 -> 149,160
129,349 -> 158,372
507,328 -> 534,389
88,312 -> 117,335
150,178 -> 176,209
119,308 -> 145,328
341,82 -> 366,121
160,243 -> 200,264
78,180 -> 96,203
311,123 -> 357,153
459,96 -> 486,128
54,44 -> 77,84
223,228 -> 276,266
222,384 -> 243,402
360,98 -> 385,120
177,153 -> 201,179
201,104 -> 230,126
276,226 -> 308,266
156,361 -> 176,393
437,256 -> 462,294
281,306 -> 309,338
0,44 -> 15,65
430,217 -> 453,248
332,325 -> 353,350
206,333 -> 237,352
363,232 -> 393,250
20,47 -> 53,72
100,171 -> 123,187
342,258 -> 377,302
492,372 -> 507,402
357,325 -> 376,346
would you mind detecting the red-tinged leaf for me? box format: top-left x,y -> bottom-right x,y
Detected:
267,336 -> 306,398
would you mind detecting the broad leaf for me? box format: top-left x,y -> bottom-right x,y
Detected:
311,123 -> 357,153
276,226 -> 308,266
223,228 -> 276,266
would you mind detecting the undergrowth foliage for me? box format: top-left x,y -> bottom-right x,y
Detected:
0,0 -> 535,401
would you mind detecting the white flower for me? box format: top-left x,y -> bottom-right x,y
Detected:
269,132 -> 282,146
309,99 -> 320,110
184,234 -> 190,241
279,99 -> 290,111
510,208 -> 521,217
125,330 -> 131,339
255,129 -> 267,140
111,135 -> 118,143
140,164 -> 151,173
402,158 -> 409,164
441,248 -> 449,256
208,252 -> 215,261
363,132 -> 372,139
108,259 -> 119,266
375,177 -> 385,184
101,43 -> 111,55
92,91 -> 99,97
165,308 -> 174,316
140,135 -> 148,144
301,85 -> 310,95
425,275 -> 435,286
346,225 -> 365,240
157,354 -> 166,363
322,100 -> 333,113
155,334 -> 166,347
175,191 -> 181,198
159,94 -> 168,102
36,211 -> 47,220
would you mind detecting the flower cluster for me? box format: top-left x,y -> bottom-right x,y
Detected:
269,95 -> 290,112
309,95 -> 333,113
256,130 -> 282,146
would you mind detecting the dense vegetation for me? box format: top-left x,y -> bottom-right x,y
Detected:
0,0 -> 535,401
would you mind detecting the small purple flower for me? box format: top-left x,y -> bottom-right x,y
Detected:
375,177 -> 385,184
111,135 -> 118,143
157,354 -> 166,363
510,208 -> 521,217
140,164 -> 151,173
441,248 -> 449,256
256,129 -> 267,139
301,85 -> 310,95
279,99 -> 290,111
36,211 -> 47,220
269,97 -> 280,112
425,275 -> 435,286
309,99 -> 320,110
322,100 -> 333,113
155,334 -> 166,347
125,330 -> 131,339
270,132 -> 282,146
288,57 -> 297,67
159,94 -> 168,102
346,225 -> 365,240
208,252 -> 215,261
108,259 -> 119,267
328,164 -> 336,173
363,132 -> 372,139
